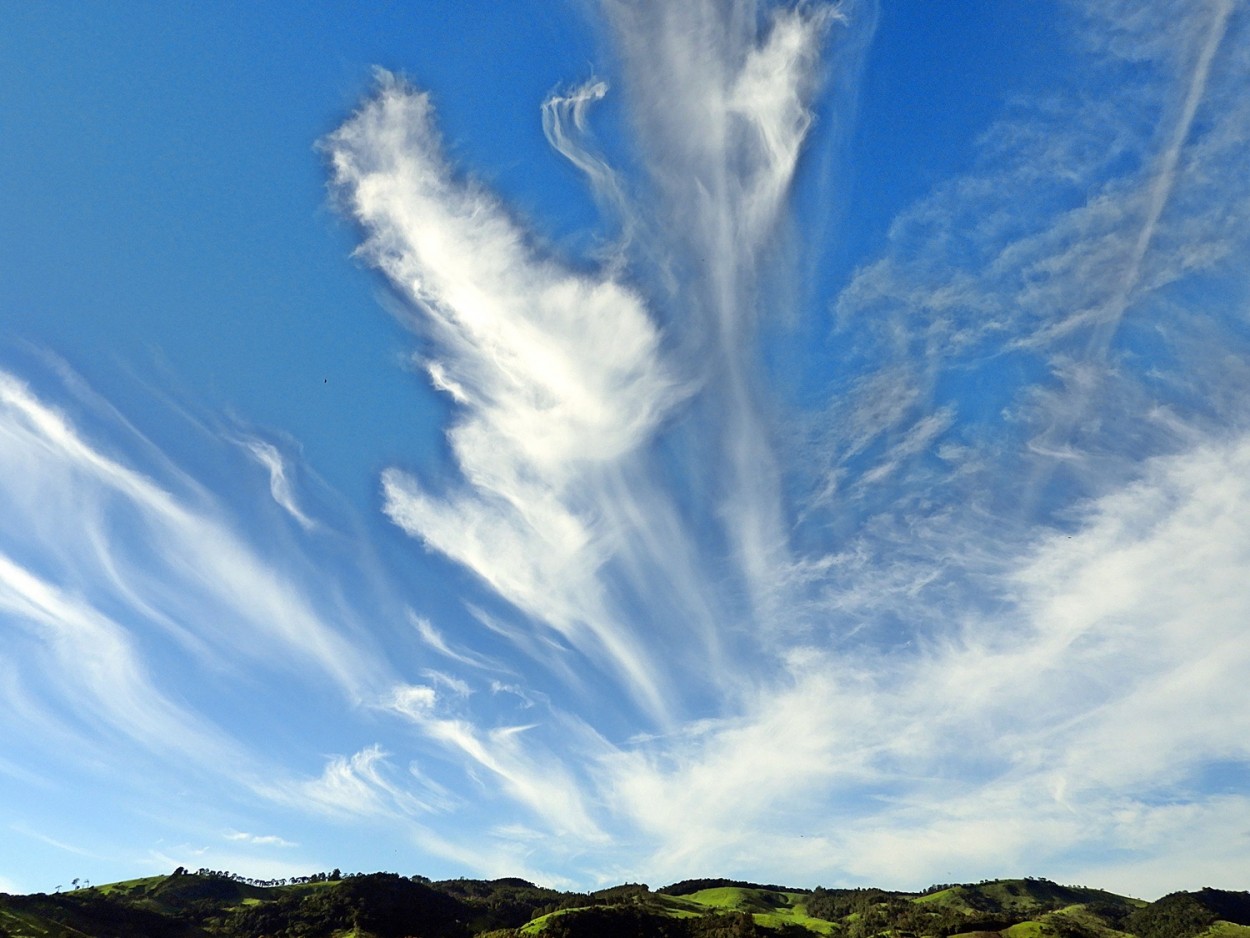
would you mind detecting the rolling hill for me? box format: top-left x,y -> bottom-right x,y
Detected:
1,869 -> 1248,938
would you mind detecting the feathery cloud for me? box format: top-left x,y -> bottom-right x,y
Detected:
243,438 -> 317,531
327,73 -> 683,719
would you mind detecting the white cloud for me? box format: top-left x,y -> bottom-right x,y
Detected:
224,830 -> 298,848
10,824 -> 106,861
557,430 -> 1250,887
287,745 -> 424,818
326,72 -> 685,719
1066,795 -> 1250,899
0,551 -> 241,767
383,682 -> 606,843
827,0 -> 1250,531
1005,436 -> 1250,790
243,438 -> 316,531
542,79 -> 632,242
0,371 -> 383,698
600,656 -> 880,879
4,0 -> 1246,897
301,0 -> 1244,890
409,612 -> 495,670
601,1 -> 861,623
323,2 -> 876,743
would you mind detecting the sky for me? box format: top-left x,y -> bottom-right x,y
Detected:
2,0 -> 1249,901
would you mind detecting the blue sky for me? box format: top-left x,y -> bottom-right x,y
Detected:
2,0 -> 1249,900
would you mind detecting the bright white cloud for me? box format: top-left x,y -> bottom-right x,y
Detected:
601,1 -> 857,624
326,72 -> 686,719
325,0 -> 869,736
0,366 -> 421,886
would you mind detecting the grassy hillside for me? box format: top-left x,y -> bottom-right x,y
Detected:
677,886 -> 836,934
915,878 -> 1142,915
1,871 -> 1247,938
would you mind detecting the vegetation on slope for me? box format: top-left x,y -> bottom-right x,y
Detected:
1,868 -> 1248,938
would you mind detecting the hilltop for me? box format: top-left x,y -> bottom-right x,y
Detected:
2,869 -> 1249,938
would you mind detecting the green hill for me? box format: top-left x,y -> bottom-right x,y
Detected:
1125,888 -> 1250,938
1,870 -> 1246,938
914,878 -> 1139,915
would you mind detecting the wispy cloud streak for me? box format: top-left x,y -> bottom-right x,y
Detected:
243,437 -> 317,531
828,0 -> 1250,530
541,79 -> 633,248
603,1 -> 860,624
0,550 -> 237,766
324,3 -> 870,745
0,372 -> 378,695
326,72 -> 687,718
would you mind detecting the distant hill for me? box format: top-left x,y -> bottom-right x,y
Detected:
2,869 -> 1249,938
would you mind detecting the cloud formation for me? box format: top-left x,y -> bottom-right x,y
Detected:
313,0 -> 1250,890
326,71 -> 687,719
3,0 -> 1250,897
244,437 -> 317,531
